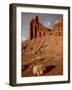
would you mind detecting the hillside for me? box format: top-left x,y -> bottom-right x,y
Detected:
21,35 -> 63,77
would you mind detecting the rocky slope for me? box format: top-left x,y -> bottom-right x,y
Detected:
21,35 -> 63,77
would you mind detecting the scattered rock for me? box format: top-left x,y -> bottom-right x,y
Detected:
33,65 -> 46,76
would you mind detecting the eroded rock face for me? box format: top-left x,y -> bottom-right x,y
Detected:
53,18 -> 63,35
21,16 -> 63,77
33,65 -> 46,76
22,16 -> 63,57
29,16 -> 63,40
30,16 -> 52,39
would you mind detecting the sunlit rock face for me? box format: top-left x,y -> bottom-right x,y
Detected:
29,16 -> 63,40
29,16 -> 51,39
53,18 -> 63,35
33,65 -> 46,76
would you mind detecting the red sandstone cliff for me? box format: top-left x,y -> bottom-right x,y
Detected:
21,16 -> 63,77
29,16 -> 63,40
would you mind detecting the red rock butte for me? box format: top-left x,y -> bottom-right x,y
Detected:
21,16 -> 63,77
29,16 -> 63,40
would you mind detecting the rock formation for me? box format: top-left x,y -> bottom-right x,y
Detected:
21,16 -> 63,77
29,16 -> 51,39
53,18 -> 63,35
29,16 -> 63,40
33,65 -> 46,76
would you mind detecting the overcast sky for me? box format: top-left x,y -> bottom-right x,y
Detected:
21,12 -> 63,41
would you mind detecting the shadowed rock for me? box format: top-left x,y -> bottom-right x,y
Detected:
45,65 -> 56,74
